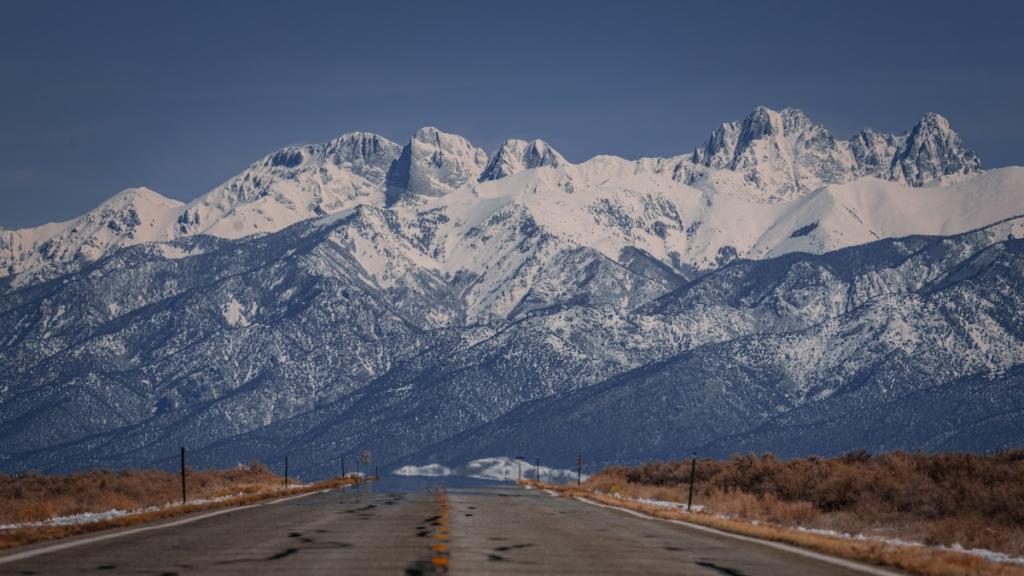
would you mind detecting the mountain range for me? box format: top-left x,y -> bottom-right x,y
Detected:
1,107 -> 1021,477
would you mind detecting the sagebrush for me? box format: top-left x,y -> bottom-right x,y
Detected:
587,449 -> 1024,557
0,461 -> 284,524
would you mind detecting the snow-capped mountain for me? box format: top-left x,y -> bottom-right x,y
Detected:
0,107 -> 991,292
0,187 -> 185,283
479,139 -> 565,181
667,107 -> 981,202
687,106 -> 857,202
0,131 -> 403,285
179,131 -> 403,239
0,107 -> 1021,477
2,210 -> 1022,476
386,126 -> 490,203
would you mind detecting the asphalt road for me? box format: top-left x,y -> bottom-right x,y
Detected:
0,477 -> 903,575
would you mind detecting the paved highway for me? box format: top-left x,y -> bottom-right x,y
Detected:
0,477 -> 902,575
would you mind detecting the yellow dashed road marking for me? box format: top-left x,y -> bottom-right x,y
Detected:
430,488 -> 451,573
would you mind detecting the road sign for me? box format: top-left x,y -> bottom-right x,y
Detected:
362,451 -> 371,465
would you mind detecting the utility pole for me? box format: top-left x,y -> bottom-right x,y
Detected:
536,457 -> 540,482
285,456 -> 289,488
687,453 -> 697,512
577,455 -> 581,486
180,447 -> 186,505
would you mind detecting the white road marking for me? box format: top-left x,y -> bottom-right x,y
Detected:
0,490 -> 322,565
543,489 -> 560,497
574,497 -> 901,576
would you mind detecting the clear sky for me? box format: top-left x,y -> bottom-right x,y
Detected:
1,0 -> 1022,229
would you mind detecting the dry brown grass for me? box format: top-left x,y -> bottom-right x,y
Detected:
0,462 -> 372,550
526,480 -> 1024,576
536,450 -> 1024,576
588,450 -> 1024,557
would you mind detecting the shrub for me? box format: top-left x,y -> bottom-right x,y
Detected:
584,449 -> 1024,557
0,463 -> 286,525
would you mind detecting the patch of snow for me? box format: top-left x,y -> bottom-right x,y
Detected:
394,456 -> 587,483
0,488 -> 303,532
593,491 -> 703,512
793,526 -> 1024,566
158,244 -> 205,260
222,297 -> 250,328
393,463 -> 453,477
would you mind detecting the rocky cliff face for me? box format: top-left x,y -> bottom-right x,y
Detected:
479,139 -> 565,181
890,112 -> 982,186
385,127 -> 489,204
690,107 -> 853,202
684,107 -> 982,202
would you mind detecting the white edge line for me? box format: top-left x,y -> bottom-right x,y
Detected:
0,490 -> 321,565
543,489 -> 560,497
574,497 -> 900,576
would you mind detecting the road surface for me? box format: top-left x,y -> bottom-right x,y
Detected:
0,477 -> 902,574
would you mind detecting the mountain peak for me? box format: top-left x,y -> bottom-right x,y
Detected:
739,106 -> 782,140
690,106 -> 847,202
412,126 -> 443,143
890,112 -> 981,186
1,108 -> 993,283
917,111 -> 949,128
328,131 -> 397,149
0,185 -> 187,280
97,187 -> 184,219
385,128 -> 489,205
321,132 -> 403,183
479,138 -> 566,181
686,106 -> 985,201
112,186 -> 178,205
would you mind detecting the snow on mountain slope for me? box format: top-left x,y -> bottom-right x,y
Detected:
416,164 -> 1024,320
0,108 -> 1002,294
689,107 -> 854,203
385,127 -> 489,205
756,167 -> 1024,259
479,139 -> 565,181
405,228 -> 1024,470
0,132 -> 403,282
178,131 -> 402,239
2,190 -> 1024,474
0,187 -> 184,285
658,107 -> 983,203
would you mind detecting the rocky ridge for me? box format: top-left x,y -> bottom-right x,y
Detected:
0,107 -> 984,287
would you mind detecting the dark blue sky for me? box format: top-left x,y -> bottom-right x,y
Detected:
2,0 -> 1022,229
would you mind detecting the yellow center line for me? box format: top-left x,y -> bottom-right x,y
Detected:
432,489 -> 450,572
